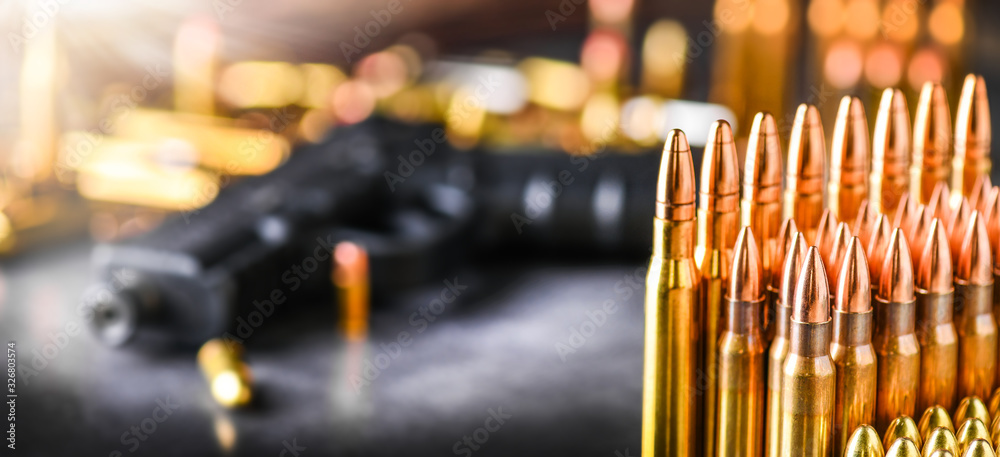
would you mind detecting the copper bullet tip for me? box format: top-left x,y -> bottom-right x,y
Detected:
744,112 -> 783,202
878,228 -> 915,303
917,219 -> 954,294
772,218 -> 800,289
729,226 -> 765,302
956,211 -> 993,285
868,214 -> 892,286
929,182 -> 952,222
793,247 -> 831,323
816,209 -> 839,262
970,175 -> 993,213
828,222 -> 853,284
873,88 -> 911,176
948,197 -> 972,256
700,120 -> 740,212
894,193 -> 918,239
787,104 -> 826,190
913,82 -> 952,170
831,96 -> 871,185
909,206 -> 932,269
780,232 -> 809,308
955,74 -> 991,161
855,199 -> 878,248
656,129 -> 696,221
836,237 -> 871,313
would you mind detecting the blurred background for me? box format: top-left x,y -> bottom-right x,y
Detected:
0,0 -> 997,455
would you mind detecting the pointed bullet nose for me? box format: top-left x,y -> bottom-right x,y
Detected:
884,438 -> 920,457
970,175 -> 993,213
744,112 -> 783,200
836,237 -> 871,313
894,193 -> 918,241
873,88 -> 912,175
929,182 -> 953,222
656,129 -> 696,221
792,246 -> 831,323
787,104 -> 826,187
729,226 -> 764,302
909,206 -> 932,270
956,74 -> 992,161
855,200 -> 878,248
780,232 -> 809,308
832,96 -> 871,181
828,222 -> 853,286
919,405 -> 957,438
845,425 -> 885,457
816,209 -> 839,263
868,214 -> 893,288
956,212 -> 993,285
913,82 -> 952,170
884,416 -> 923,450
700,120 -> 740,204
948,197 -> 972,258
878,228 -> 915,303
772,218 -> 799,289
917,219 -> 954,293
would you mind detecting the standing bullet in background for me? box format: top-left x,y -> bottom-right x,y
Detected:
743,113 -> 784,344
779,247 -> 835,457
954,212 -> 999,401
873,229 -> 921,431
642,129 -> 700,457
953,75 -> 991,197
765,229 -> 807,457
716,227 -> 766,457
831,237 -> 878,457
697,120 -> 741,457
915,219 -> 959,412
830,96 -> 870,222
870,89 -> 911,220
784,105 -> 827,243
911,83 -> 952,206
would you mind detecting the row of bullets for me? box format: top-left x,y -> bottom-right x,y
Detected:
641,74 -> 998,457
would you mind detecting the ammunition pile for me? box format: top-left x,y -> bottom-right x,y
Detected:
642,74 -> 999,457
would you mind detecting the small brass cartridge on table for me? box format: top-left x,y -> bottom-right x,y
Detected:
915,219 -> 960,413
765,230 -> 807,457
830,96 -> 871,222
641,129 -> 700,457
874,229 -> 922,431
198,339 -> 253,408
952,75 -> 991,198
784,104 -> 827,243
832,237 -> 878,456
779,247 -> 835,457
697,120 -> 741,457
954,213 -> 999,401
715,227 -> 766,457
871,89 -> 911,219
911,82 -> 953,206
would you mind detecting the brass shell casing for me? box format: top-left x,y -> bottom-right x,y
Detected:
915,290 -> 960,412
716,297 -> 766,457
873,297 -> 922,431
954,283 -> 999,400
766,301 -> 791,457
780,318 -> 835,457
642,217 -> 700,457
832,308 -> 878,456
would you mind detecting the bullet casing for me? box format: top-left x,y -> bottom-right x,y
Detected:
915,291 -> 960,412
954,283 -> 999,400
716,297 -> 766,457
873,297 -> 921,431
766,302 -> 791,457
832,308 -> 878,456
780,318 -> 836,457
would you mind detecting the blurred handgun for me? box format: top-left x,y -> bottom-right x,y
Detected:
85,118 -> 659,347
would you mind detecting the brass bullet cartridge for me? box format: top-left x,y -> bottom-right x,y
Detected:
642,129 -> 700,457
954,213 -> 999,401
766,219 -> 799,346
828,223 -> 853,289
896,194 -> 919,243
874,229 -> 922,431
831,96 -> 871,222
924,427 -> 961,457
198,339 -> 253,408
915,219 -> 960,413
919,405 -> 957,439
832,237 -> 878,456
910,207 -> 934,273
960,439 -> 996,457
784,104 -> 827,243
885,416 -> 923,450
957,419 -> 992,453
816,209 -> 839,268
846,424 -> 886,457
953,75 -> 992,198
697,120 -> 741,457
911,83 -> 953,206
743,113 -> 784,301
885,437 -> 921,457
869,214 -> 893,295
856,200 -> 879,249
948,198 -> 972,262
929,183 -> 953,225
954,397 -> 992,431
779,247 -> 836,457
765,231 -> 808,457
871,89 -> 912,219
716,227 -> 766,457
969,176 -> 993,214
